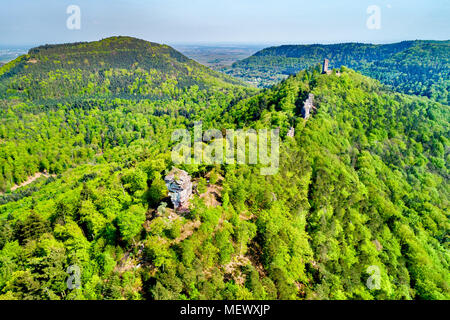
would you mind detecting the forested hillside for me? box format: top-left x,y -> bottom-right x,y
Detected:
0,37 -> 255,192
0,38 -> 448,300
224,40 -> 450,104
0,36 -> 245,102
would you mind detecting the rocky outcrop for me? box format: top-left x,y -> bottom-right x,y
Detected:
301,93 -> 315,119
287,127 -> 295,137
164,168 -> 192,211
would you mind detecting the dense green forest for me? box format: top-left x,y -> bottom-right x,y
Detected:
224,40 -> 450,104
0,37 -> 448,300
0,36 -> 245,102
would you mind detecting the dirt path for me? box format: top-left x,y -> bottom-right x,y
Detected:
9,172 -> 55,192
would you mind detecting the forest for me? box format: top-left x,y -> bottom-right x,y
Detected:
0,37 -> 448,300
224,41 -> 450,105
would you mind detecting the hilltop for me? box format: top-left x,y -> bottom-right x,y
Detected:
224,40 -> 450,104
0,36 -> 247,101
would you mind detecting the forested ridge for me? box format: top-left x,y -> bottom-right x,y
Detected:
224,40 -> 450,104
0,36 -> 245,102
0,37 -> 448,300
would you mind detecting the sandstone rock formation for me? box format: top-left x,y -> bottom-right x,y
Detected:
164,168 -> 192,211
301,93 -> 315,119
287,127 -> 295,137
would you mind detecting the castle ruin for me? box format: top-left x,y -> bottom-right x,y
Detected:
322,59 -> 340,76
322,59 -> 332,75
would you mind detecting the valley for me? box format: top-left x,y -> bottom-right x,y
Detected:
173,44 -> 265,70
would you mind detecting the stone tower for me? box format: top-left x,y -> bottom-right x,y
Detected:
322,59 -> 329,74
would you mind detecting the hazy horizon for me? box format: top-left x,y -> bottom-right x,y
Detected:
1,0 -> 448,47
1,38 -> 449,53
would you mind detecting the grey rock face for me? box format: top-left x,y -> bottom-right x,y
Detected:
164,168 -> 193,211
287,127 -> 295,137
301,93 -> 315,119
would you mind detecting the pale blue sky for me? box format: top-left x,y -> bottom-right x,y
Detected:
0,0 -> 449,46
